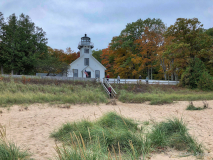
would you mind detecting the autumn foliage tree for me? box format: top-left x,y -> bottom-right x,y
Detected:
105,18 -> 166,79
101,46 -> 115,78
36,47 -> 79,76
134,27 -> 165,79
164,18 -> 213,80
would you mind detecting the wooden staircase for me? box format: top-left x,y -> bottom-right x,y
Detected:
101,78 -> 117,98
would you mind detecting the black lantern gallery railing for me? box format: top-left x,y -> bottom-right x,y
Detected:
78,41 -> 94,49
78,34 -> 94,49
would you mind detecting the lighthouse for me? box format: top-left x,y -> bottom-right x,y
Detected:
78,34 -> 94,57
67,34 -> 106,80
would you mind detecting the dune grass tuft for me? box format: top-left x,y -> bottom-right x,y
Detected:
186,102 -> 208,111
0,125 -> 32,160
149,118 -> 203,155
51,112 -> 203,160
186,104 -> 203,110
51,112 -> 141,154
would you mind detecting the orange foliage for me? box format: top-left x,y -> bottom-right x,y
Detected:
48,47 -> 80,64
133,27 -> 163,76
101,46 -> 114,78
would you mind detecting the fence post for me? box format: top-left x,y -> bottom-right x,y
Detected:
125,79 -> 126,84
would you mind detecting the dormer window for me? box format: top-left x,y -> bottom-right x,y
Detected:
84,48 -> 89,53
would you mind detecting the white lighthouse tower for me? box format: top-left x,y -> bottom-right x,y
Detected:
67,34 -> 106,80
78,34 -> 94,56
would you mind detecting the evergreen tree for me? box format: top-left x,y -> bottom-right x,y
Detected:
181,57 -> 213,90
0,13 -> 48,75
0,12 -> 5,74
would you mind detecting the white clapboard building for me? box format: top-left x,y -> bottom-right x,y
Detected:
67,34 -> 106,80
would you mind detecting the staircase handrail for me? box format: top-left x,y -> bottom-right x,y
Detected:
101,81 -> 110,98
103,78 -> 117,98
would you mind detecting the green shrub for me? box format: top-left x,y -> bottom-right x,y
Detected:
197,72 -> 213,91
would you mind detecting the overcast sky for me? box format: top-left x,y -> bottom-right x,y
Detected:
0,0 -> 213,52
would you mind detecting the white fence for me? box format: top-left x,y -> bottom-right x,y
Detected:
106,78 -> 179,85
0,74 -> 179,85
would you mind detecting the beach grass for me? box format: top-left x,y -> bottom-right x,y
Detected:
0,125 -> 32,160
114,83 -> 213,105
0,77 -> 108,107
51,112 -> 203,160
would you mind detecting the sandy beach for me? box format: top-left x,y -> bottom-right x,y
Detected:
0,100 -> 213,160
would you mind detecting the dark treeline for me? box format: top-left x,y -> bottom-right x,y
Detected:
0,12 -> 79,76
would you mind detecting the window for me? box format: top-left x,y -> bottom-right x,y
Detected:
95,70 -> 100,78
84,58 -> 89,66
84,48 -> 89,53
73,69 -> 78,77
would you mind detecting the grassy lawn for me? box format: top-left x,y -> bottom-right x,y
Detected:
111,83 -> 213,104
0,76 -> 108,107
1,76 -> 213,106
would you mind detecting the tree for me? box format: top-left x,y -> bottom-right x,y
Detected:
36,47 -> 79,76
36,55 -> 69,76
0,13 -> 48,75
109,18 -> 166,78
65,47 -> 80,64
134,27 -> 165,79
205,27 -> 213,37
92,49 -> 102,63
181,57 -> 213,90
164,18 -> 213,78
1,13 -> 19,75
101,46 -> 115,77
0,12 -> 5,74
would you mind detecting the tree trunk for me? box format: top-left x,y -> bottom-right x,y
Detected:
164,73 -> 167,80
1,65 -> 3,74
160,59 -> 167,80
171,73 -> 174,81
151,67 -> 153,80
147,67 -> 150,79
11,69 -> 14,75
174,72 -> 178,81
